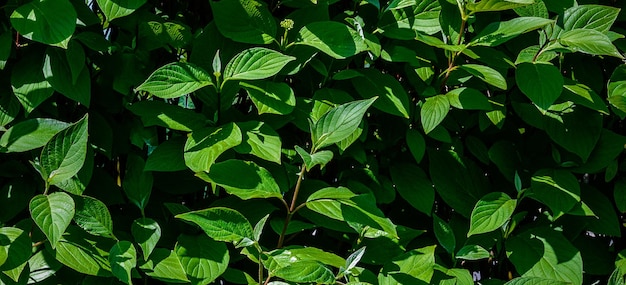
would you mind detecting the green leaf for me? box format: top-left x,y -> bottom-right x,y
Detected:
139,248 -> 189,283
40,114 -> 88,186
515,45 -> 558,64
136,62 -> 214,99
240,81 -> 296,115
433,215 -> 455,254
211,0 -> 276,44
312,97 -> 377,150
378,1 -> 442,38
223,48 -> 295,82
109,241 -> 137,285
456,245 -> 491,260
184,122 -> 242,172
608,65 -> 626,114
344,246 -> 366,273
196,160 -> 282,200
471,17 -> 553,47
73,195 -> 116,239
53,226 -> 113,276
27,248 -> 63,284
467,0 -> 534,12
527,169 -> 581,218
504,277 -> 571,285
0,227 -> 31,273
10,0 -> 76,48
10,55 -> 54,114
378,245 -> 436,285
0,118 -> 69,153
421,95 -> 450,134
515,62 -> 563,110
615,180 -> 626,214
233,121 -> 283,164
296,21 -> 368,59
29,192 -> 75,249
132,218 -> 161,261
351,69 -> 411,118
446,87 -> 492,110
122,154 -> 153,211
561,79 -> 608,114
562,5 -> 620,33
559,29 -> 623,58
274,261 -> 335,284
128,101 -> 208,132
468,192 -> 516,236
406,129 -> 426,163
390,163 -> 435,215
0,93 -> 20,128
96,0 -> 147,21
295,145 -> 333,171
459,64 -> 507,90
43,48 -> 91,106
175,234 -> 229,284
265,246 -> 345,271
145,137 -> 187,172
506,227 -> 582,285
176,207 -> 254,245
544,108 -> 602,162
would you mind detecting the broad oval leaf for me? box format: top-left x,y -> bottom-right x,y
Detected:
468,192 -> 517,236
421,95 -> 450,134
211,0 -> 276,44
175,234 -> 229,284
196,160 -> 282,200
234,121 -> 283,163
516,62 -> 563,110
128,100 -> 208,132
52,226 -> 114,276
563,5 -> 620,33
351,69 -> 411,118
176,207 -> 254,244
132,218 -> 161,260
73,195 -> 116,239
528,169 -> 581,219
459,64 -> 507,90
145,137 -> 187,172
40,114 -> 89,186
96,0 -> 147,21
471,17 -> 553,47
296,21 -> 369,59
275,261 -> 335,284
139,248 -> 189,283
446,87 -> 492,110
456,245 -> 491,260
0,118 -> 69,153
30,192 -> 75,249
43,47 -> 91,106
312,97 -> 377,150
223,48 -> 295,82
240,81 -> 296,115
11,55 -> 54,114
378,245 -> 436,285
136,62 -> 214,99
559,29 -> 623,58
109,241 -> 137,285
122,153 -> 153,211
184,122 -> 242,172
390,163 -> 435,215
10,0 -> 76,48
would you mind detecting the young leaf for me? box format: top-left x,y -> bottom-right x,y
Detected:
456,245 -> 491,260
109,241 -> 137,285
176,207 -> 254,245
184,122 -> 242,172
40,114 -> 88,186
468,192 -> 517,236
240,81 -> 296,115
136,62 -> 214,99
234,121 -> 283,164
515,62 -> 563,110
175,234 -> 229,284
132,218 -> 161,260
344,247 -> 366,273
122,154 -> 153,211
253,214 -> 270,242
421,95 -> 450,134
29,192 -> 75,249
295,145 -> 334,171
311,97 -> 377,150
96,0 -> 146,21
10,0 -> 76,48
0,118 -> 69,153
139,248 -> 189,283
471,17 -> 553,47
195,160 -> 282,200
211,0 -> 276,44
459,64 -> 508,90
296,21 -> 368,59
223,48 -> 295,82
73,195 -> 116,239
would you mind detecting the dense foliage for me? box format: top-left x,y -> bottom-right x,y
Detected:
1,0 -> 626,284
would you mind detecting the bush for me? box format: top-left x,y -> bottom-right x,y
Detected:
1,0 -> 625,284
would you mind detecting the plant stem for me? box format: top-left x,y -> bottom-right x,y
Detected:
276,164 -> 306,248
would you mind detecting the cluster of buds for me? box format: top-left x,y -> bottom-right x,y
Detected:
280,19 -> 294,31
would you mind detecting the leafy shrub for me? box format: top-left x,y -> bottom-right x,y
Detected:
1,0 -> 626,284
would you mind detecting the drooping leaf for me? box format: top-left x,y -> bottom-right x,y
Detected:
10,55 -> 54,114
240,81 -> 296,115
459,64 -> 508,90
527,169 -> 581,219
139,248 -> 189,283
0,118 -> 69,153
234,121 -> 282,164
128,100 -> 208,132
10,0 -> 76,48
378,245 -> 436,285
296,21 -> 369,59
29,192 -> 75,249
73,195 -> 116,239
132,218 -> 161,260
421,95 -> 450,134
471,17 -> 553,47
390,163 -> 435,215
96,0 -> 147,21
351,69 -> 410,118
211,0 -> 276,44
122,154 -> 153,211
40,114 -> 89,186
433,215 -> 455,255
196,160 -> 282,200
136,62 -> 214,99
50,226 -> 114,276
516,62 -> 563,110
311,97 -> 377,150
544,107 -> 602,162
406,129 -> 426,163
223,48 -> 295,82
468,192 -> 517,236
109,241 -> 137,285
175,234 -> 229,284
43,48 -> 91,106
176,207 -> 254,245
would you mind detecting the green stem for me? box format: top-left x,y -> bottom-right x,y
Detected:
43,182 -> 50,195
276,164 -> 306,248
